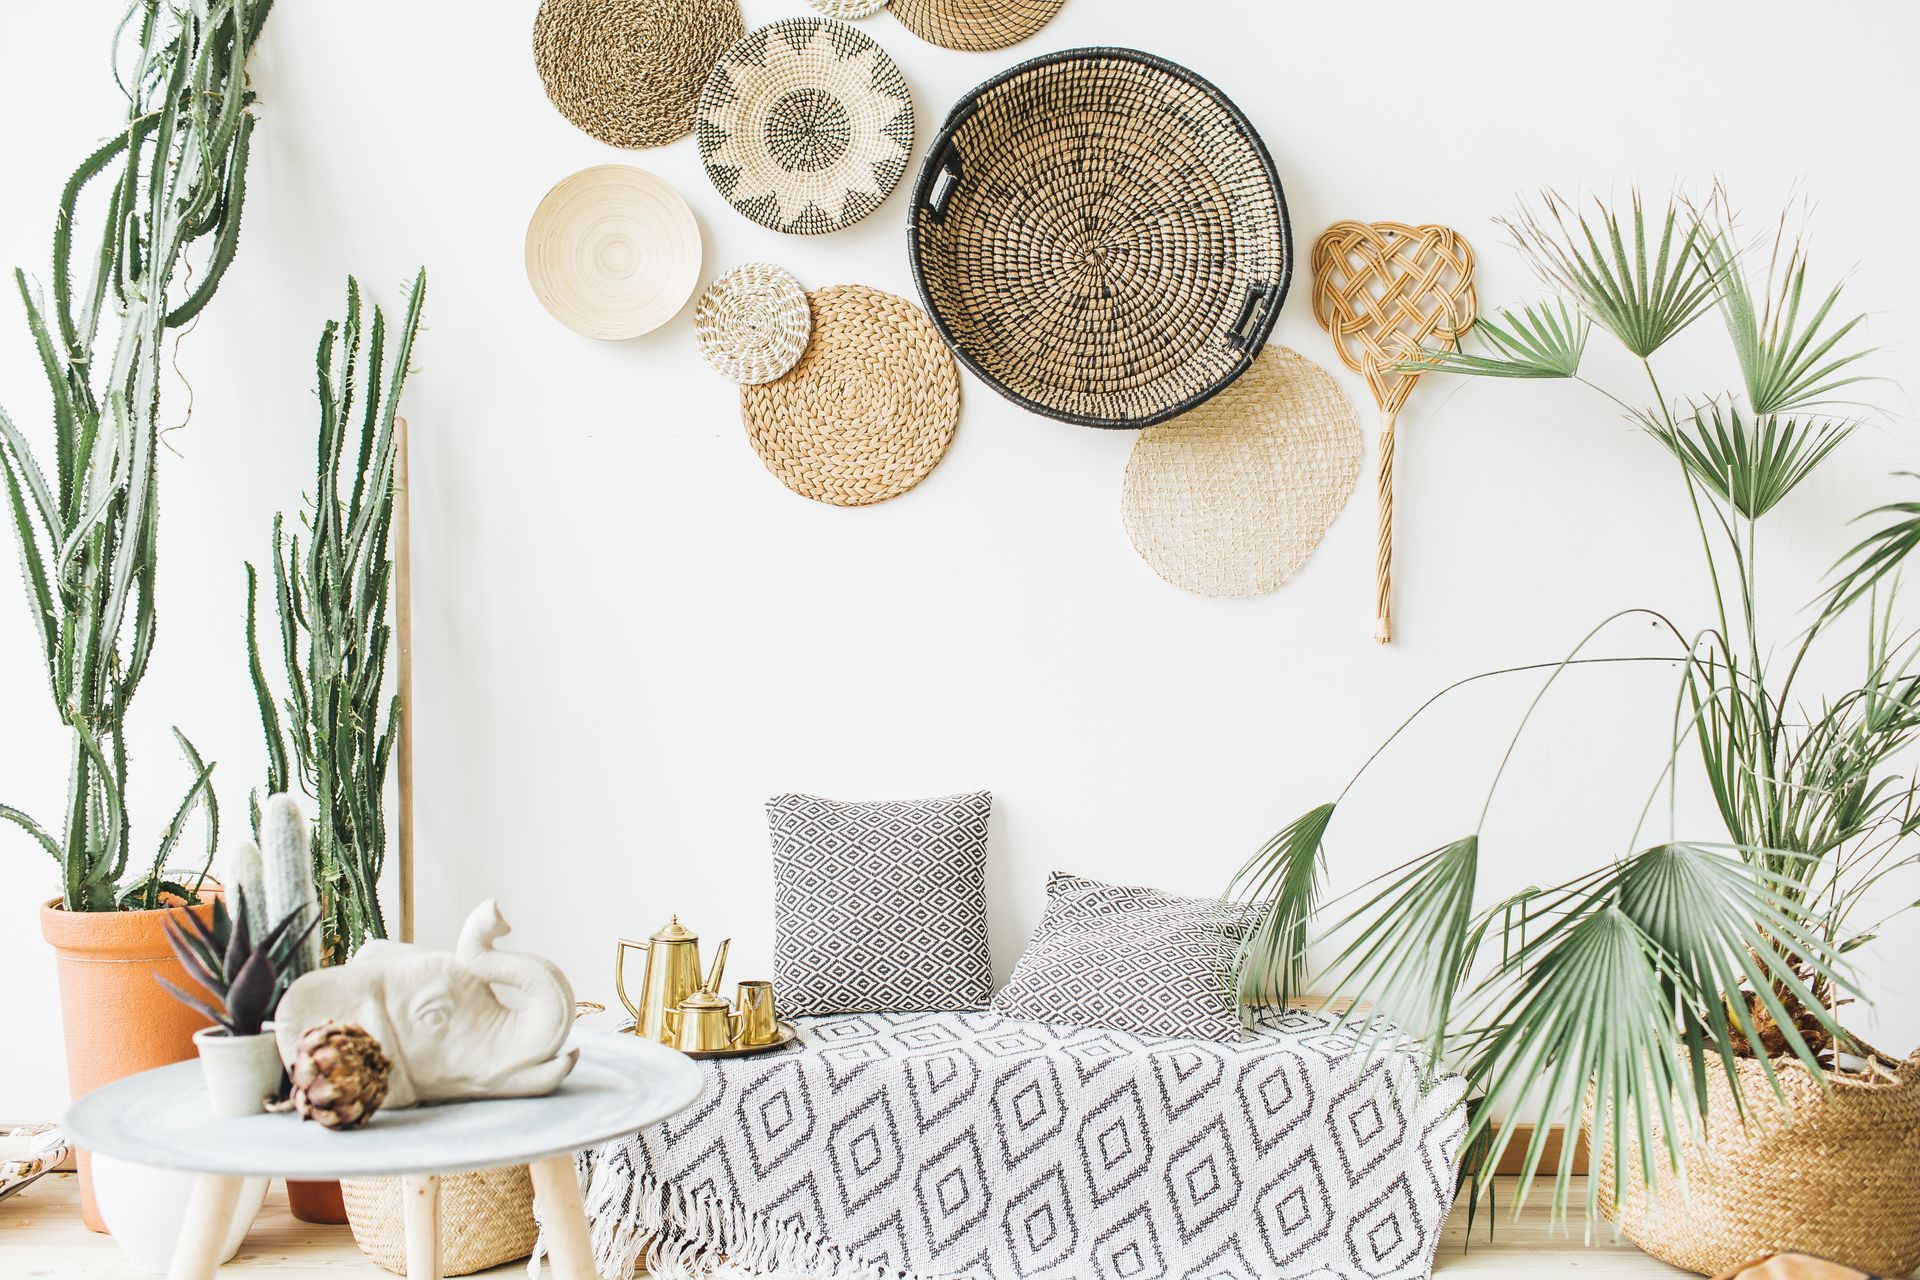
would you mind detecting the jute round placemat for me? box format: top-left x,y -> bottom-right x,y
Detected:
1121,345 -> 1362,598
740,285 -> 959,506
532,0 -> 745,148
524,165 -> 702,340
695,263 -> 812,385
697,18 -> 914,235
889,0 -> 1063,51
808,0 -> 889,16
344,1166 -> 538,1276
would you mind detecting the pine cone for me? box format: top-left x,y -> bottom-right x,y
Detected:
288,1021 -> 391,1130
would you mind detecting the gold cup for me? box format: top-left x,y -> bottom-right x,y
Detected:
734,980 -> 779,1047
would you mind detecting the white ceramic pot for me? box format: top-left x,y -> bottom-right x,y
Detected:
93,1026 -> 282,1271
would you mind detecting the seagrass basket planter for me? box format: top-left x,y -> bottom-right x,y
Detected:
908,48 -> 1290,429
1592,1051 -> 1920,1276
342,1164 -> 540,1276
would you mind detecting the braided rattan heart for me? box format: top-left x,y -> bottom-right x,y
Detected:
1310,222 -> 1475,642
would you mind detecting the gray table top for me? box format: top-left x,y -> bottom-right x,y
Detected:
61,1028 -> 703,1178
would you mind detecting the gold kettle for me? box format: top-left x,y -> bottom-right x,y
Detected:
616,918 -> 729,1045
664,985 -> 741,1053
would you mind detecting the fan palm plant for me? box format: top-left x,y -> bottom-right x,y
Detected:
1230,189 -> 1911,1221
0,0 -> 273,910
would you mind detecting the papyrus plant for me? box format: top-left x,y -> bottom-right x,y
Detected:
246,273 -> 424,960
0,0 -> 274,910
1229,189 -> 1912,1220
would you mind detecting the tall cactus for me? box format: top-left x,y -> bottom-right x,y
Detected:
0,0 -> 274,910
216,837 -> 267,943
247,273 -> 425,960
258,793 -> 321,979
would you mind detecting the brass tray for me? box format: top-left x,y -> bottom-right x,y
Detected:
680,1021 -> 799,1061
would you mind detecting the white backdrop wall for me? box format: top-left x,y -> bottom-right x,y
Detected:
4,1 -> 1918,1119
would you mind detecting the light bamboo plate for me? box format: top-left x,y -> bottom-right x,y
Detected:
525,165 -> 703,340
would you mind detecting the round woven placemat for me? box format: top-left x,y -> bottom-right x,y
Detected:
695,263 -> 812,385
1121,346 -> 1361,598
524,165 -> 702,340
740,285 -> 959,506
533,0 -> 745,148
807,0 -> 889,16
889,0 -> 1063,51
697,18 -> 914,235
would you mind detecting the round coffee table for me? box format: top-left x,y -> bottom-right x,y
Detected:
63,1028 -> 703,1279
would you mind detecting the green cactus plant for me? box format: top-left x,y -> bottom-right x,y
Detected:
0,0 -> 274,911
247,274 -> 425,960
257,792 -> 322,979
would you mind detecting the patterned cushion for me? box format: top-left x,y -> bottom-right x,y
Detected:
992,872 -> 1254,1042
768,791 -> 992,1015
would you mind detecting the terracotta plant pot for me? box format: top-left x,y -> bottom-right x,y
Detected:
40,895 -> 220,1233
287,1178 -> 350,1225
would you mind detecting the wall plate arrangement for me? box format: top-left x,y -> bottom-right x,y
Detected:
1310,222 -> 1476,642
806,0 -> 889,16
909,48 -> 1290,428
740,285 -> 959,506
532,0 -> 745,148
1121,346 -> 1362,598
890,0 -> 1064,51
524,165 -> 702,340
697,18 -> 914,235
695,263 -> 813,386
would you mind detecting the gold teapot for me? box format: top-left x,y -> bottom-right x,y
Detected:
616,918 -> 729,1045
665,985 -> 740,1053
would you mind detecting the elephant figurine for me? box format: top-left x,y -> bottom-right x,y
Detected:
273,900 -> 578,1108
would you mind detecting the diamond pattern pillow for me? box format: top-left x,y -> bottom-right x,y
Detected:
992,872 -> 1256,1042
769,791 -> 992,1016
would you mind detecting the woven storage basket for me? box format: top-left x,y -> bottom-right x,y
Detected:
1594,1053 -> 1920,1276
342,1165 -> 539,1276
908,48 -> 1289,429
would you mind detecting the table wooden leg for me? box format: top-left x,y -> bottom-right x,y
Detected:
529,1155 -> 595,1280
167,1174 -> 245,1280
402,1174 -> 441,1280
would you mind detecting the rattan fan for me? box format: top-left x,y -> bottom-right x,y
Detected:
909,48 -> 1290,429
740,285 -> 959,506
697,18 -> 914,235
532,0 -> 745,148
1310,222 -> 1475,643
524,166 -> 702,340
1122,346 -> 1362,598
695,263 -> 812,385
890,0 -> 1063,51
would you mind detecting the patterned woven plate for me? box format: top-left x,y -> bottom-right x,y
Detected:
889,0 -> 1063,51
697,18 -> 914,235
807,0 -> 889,16
524,165 -> 702,340
740,285 -> 959,506
695,263 -> 812,385
532,0 -> 745,148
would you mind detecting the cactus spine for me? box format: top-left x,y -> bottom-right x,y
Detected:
260,794 -> 322,979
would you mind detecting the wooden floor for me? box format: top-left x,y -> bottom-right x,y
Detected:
4,1172 -> 1688,1277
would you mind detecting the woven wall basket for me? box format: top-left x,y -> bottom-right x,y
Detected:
890,0 -> 1064,51
532,0 -> 745,149
342,1165 -> 539,1276
740,284 -> 959,506
697,18 -> 914,235
1595,1052 -> 1920,1276
908,48 -> 1290,429
1121,346 -> 1361,598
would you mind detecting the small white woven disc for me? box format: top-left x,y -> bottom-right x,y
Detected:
695,263 -> 812,385
806,0 -> 888,16
1122,345 -> 1363,598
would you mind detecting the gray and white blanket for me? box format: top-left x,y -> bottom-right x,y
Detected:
576,1009 -> 1465,1280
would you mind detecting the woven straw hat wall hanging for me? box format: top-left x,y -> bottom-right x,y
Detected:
1122,346 -> 1363,598
909,48 -> 1290,429
1311,222 -> 1476,643
697,19 -> 914,235
524,165 -> 702,340
533,0 -> 745,148
695,263 -> 813,385
740,285 -> 960,506
890,0 -> 1065,51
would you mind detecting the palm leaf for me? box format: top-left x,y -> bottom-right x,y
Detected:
1644,402 -> 1849,520
1821,474 -> 1920,620
1227,802 -> 1335,1006
1403,300 -> 1589,379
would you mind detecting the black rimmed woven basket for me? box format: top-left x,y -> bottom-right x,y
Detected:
907,48 -> 1291,429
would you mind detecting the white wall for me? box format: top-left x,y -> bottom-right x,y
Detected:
4,0 -> 1918,1119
